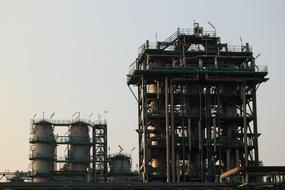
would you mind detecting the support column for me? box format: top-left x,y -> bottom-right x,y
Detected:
165,77 -> 170,183
242,84 -> 248,167
198,86 -> 203,178
92,125 -> 96,182
142,79 -> 148,182
170,82 -> 175,182
252,86 -> 259,165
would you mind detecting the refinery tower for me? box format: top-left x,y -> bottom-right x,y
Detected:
127,23 -> 268,183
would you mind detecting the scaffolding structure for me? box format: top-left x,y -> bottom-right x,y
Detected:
127,23 -> 268,183
29,119 -> 107,182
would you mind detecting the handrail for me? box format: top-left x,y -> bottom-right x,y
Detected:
29,152 -> 55,159
138,43 -> 252,54
178,28 -> 216,37
29,136 -> 55,143
109,153 -> 132,159
56,136 -> 92,144
137,28 -> 217,57
129,64 -> 268,74
221,45 -> 252,53
31,119 -> 107,126
128,60 -> 137,75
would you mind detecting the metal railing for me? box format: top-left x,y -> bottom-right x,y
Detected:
56,136 -> 92,144
129,63 -> 268,75
109,153 -> 132,159
137,42 -> 253,56
29,152 -> 55,160
29,171 -> 49,176
146,109 -> 255,120
128,60 -> 137,76
178,28 -> 216,37
137,28 -> 216,56
57,156 -> 90,163
29,136 -> 55,143
223,45 -> 252,53
31,119 -> 107,126
164,28 -> 216,45
255,65 -> 268,72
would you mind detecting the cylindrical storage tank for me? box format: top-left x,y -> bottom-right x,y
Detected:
69,121 -> 90,173
109,154 -> 132,182
30,120 -> 55,182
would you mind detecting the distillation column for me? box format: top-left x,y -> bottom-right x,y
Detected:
68,121 -> 91,181
30,120 -> 56,182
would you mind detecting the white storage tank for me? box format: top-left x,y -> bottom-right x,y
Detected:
69,121 -> 90,172
110,154 -> 131,174
109,153 -> 139,182
30,120 -> 56,182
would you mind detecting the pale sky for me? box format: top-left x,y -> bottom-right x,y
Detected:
0,0 -> 284,171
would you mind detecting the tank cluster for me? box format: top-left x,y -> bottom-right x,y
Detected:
29,118 -> 138,183
29,119 -> 107,182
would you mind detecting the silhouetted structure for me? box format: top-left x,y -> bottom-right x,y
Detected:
127,23 -> 273,184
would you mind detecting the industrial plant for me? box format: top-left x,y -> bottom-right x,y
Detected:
1,23 -> 285,189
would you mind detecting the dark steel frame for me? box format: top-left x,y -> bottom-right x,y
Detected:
127,24 -> 268,183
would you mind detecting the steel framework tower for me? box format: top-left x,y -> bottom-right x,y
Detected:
127,23 -> 268,182
93,123 -> 108,182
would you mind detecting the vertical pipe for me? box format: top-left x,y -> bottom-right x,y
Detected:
170,82 -> 175,182
182,36 -> 186,66
176,154 -> 180,183
252,86 -> 259,165
104,124 -> 107,181
226,149 -> 231,170
242,84 -> 248,167
188,119 -> 192,153
165,77 -> 170,183
205,86 -> 212,181
138,86 -> 142,179
214,56 -> 218,68
236,149 -> 240,167
199,86 -> 203,178
92,125 -> 96,182
217,86 -> 222,173
182,115 -> 186,182
198,120 -> 202,177
188,118 -> 191,176
213,117 -> 217,153
142,79 -> 148,182
242,84 -> 249,184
